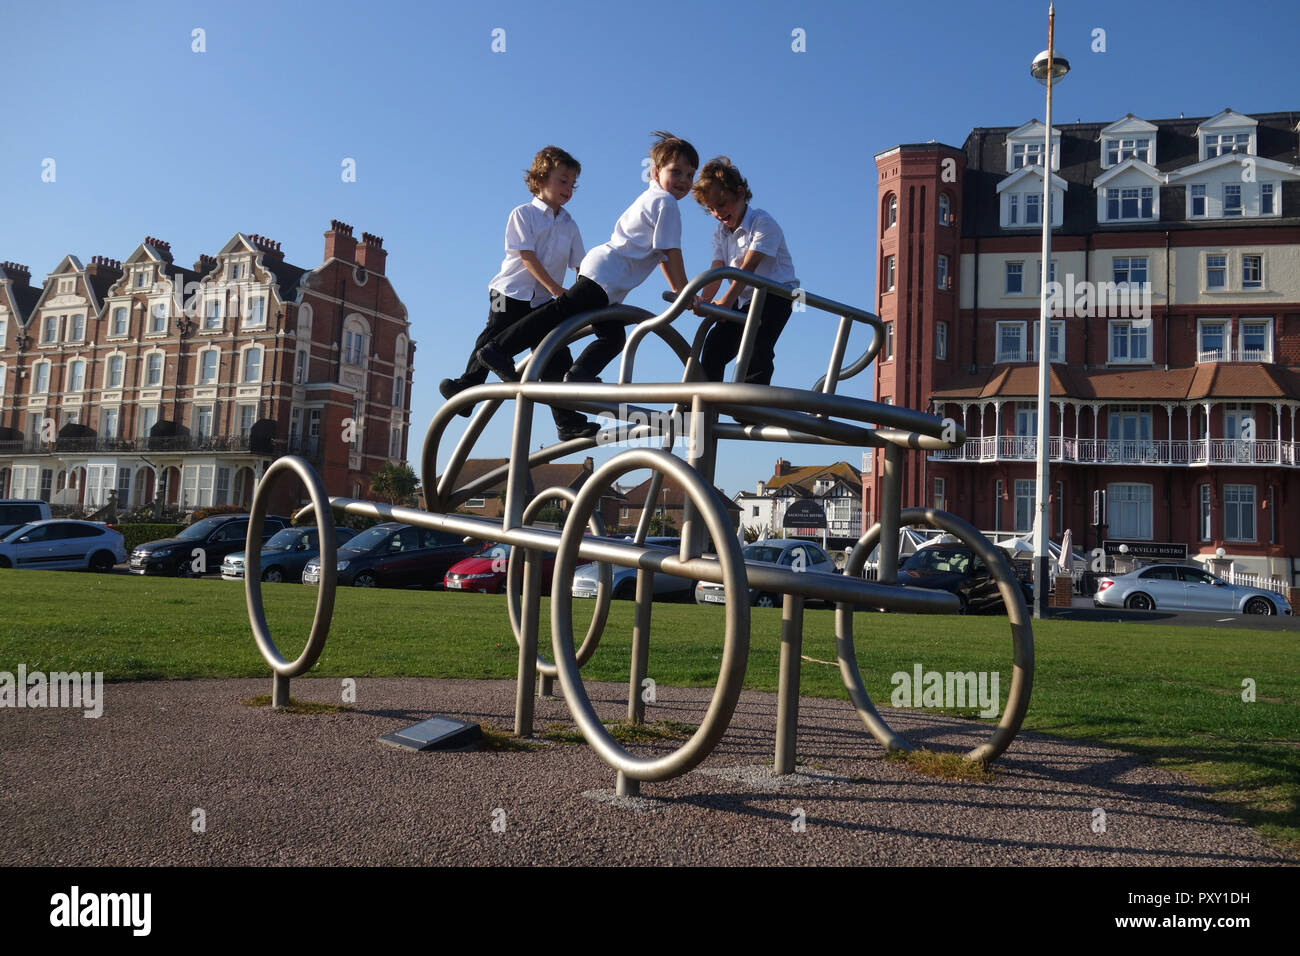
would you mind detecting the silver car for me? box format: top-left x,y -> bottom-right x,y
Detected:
572,537 -> 695,601
695,539 -> 835,608
0,519 -> 126,572
1094,563 -> 1291,615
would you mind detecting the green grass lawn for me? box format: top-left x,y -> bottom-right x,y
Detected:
2,569 -> 1297,850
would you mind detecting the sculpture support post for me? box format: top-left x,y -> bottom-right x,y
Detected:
774,593 -> 805,774
514,549 -> 542,736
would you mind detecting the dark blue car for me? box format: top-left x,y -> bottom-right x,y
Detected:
221,525 -> 357,583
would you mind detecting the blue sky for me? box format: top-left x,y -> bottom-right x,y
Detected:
4,0 -> 1298,499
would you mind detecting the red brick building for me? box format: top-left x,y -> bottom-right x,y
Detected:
864,110 -> 1300,583
0,220 -> 412,515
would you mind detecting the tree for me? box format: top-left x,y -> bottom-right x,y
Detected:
647,511 -> 677,536
370,462 -> 418,505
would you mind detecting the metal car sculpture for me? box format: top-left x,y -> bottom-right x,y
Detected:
242,267 -> 1035,796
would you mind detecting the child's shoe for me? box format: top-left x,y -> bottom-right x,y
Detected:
474,345 -> 520,382
438,377 -> 473,417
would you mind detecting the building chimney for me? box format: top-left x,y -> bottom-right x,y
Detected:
1,262 -> 32,287
143,236 -> 174,262
194,253 -> 218,274
324,219 -> 357,263
756,480 -> 766,495
356,231 -> 387,275
248,234 -> 285,261
86,256 -> 123,280
774,458 -> 790,477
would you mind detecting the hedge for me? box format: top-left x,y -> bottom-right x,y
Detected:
119,524 -> 186,550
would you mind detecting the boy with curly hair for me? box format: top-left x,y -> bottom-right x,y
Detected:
463,131 -> 699,441
691,157 -> 798,386
440,146 -> 585,414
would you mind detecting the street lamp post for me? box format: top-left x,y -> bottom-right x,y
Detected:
1030,4 -> 1070,619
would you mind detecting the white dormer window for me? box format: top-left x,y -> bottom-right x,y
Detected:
1011,143 -> 1044,169
1196,110 -> 1258,162
1105,137 -> 1150,166
1099,116 -> 1159,170
57,278 -> 74,295
134,270 -> 149,289
1104,186 -> 1154,221
1005,121 -> 1062,172
230,262 -> 243,280
1203,132 -> 1252,159
998,165 -> 1065,229
1190,184 -> 1207,217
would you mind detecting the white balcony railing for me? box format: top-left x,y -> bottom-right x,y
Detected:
931,438 -> 1299,467
1196,346 -> 1273,364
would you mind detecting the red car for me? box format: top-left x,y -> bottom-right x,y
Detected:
443,542 -> 556,595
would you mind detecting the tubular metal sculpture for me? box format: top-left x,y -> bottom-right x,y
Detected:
244,267 -> 1034,795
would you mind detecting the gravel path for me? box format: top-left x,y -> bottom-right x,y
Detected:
1,677 -> 1293,866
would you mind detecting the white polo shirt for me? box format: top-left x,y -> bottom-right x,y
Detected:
711,205 -> 798,307
489,197 -> 585,307
579,181 -> 682,304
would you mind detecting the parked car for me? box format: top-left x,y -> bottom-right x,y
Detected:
221,525 -> 357,583
444,542 -> 557,595
0,499 -> 52,539
895,543 -> 1032,614
0,519 -> 126,572
573,537 -> 695,601
1094,563 -> 1291,615
695,539 -> 835,607
302,522 -> 477,589
130,514 -> 291,577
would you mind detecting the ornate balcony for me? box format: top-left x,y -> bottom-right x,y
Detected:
0,435 -> 286,456
930,437 -> 1299,467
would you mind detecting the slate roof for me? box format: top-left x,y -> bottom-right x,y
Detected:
764,461 -> 863,495
960,110 -> 1300,238
933,363 -> 1297,402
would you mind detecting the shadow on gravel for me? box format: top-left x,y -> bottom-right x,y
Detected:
665,789 -> 1287,864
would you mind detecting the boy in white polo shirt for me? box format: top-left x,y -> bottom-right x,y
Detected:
469,131 -> 699,441
691,157 -> 799,386
439,146 -> 584,415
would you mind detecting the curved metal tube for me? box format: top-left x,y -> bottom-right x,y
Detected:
246,455 -> 338,678
837,507 -> 1035,764
506,486 -> 611,677
550,448 -> 750,781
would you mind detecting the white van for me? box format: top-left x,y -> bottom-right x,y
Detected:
0,500 -> 53,540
